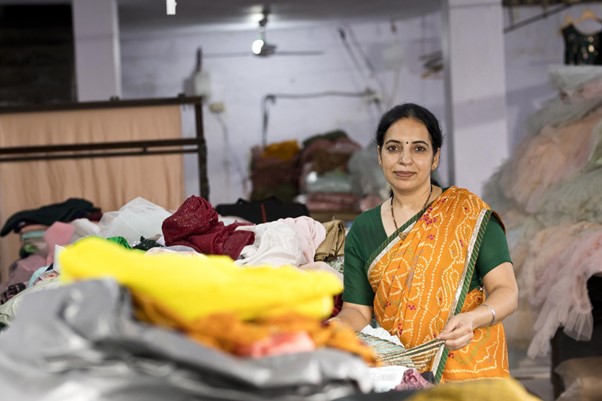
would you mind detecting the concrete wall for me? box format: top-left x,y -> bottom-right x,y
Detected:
118,4 -> 601,205
120,16 -> 446,205
503,6 -> 576,151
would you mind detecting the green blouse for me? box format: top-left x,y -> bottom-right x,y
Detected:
342,191 -> 512,306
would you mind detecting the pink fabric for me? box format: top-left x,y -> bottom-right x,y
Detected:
3,254 -> 47,290
235,222 -> 303,267
162,196 -> 254,260
564,79 -> 602,101
518,222 -> 588,304
527,223 -> 602,358
43,221 -> 75,265
394,368 -> 434,391
235,331 -> 315,358
499,107 -> 602,213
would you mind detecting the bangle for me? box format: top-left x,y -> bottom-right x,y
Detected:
482,303 -> 496,326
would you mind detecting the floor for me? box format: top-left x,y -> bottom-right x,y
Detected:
509,346 -> 555,401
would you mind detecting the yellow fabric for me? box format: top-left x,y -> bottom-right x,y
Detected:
261,140 -> 300,161
60,237 -> 343,322
407,377 -> 542,401
369,187 -> 509,382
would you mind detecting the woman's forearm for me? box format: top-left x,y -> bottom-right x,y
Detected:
469,285 -> 518,329
329,307 -> 372,331
468,261 -> 518,329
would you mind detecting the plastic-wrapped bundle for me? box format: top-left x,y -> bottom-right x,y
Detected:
98,197 -> 171,245
347,144 -> 388,200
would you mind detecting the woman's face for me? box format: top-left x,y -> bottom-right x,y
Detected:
378,117 -> 440,193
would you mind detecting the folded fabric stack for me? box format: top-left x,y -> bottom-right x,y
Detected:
299,131 -> 362,215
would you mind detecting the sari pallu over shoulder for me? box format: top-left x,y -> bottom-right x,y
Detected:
367,187 -> 509,383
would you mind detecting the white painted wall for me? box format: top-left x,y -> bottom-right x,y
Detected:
73,0 -> 122,101
117,3 -> 602,206
502,5 -> 583,151
443,0 -> 509,197
120,16 -> 446,205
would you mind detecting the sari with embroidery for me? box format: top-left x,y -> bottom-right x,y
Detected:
368,186 -> 509,383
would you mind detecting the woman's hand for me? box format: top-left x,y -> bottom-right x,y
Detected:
436,312 -> 476,350
332,302 -> 374,332
437,262 -> 518,351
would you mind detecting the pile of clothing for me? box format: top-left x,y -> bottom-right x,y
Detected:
483,65 -> 602,358
0,194 -> 541,400
0,198 -> 101,305
299,130 -> 362,213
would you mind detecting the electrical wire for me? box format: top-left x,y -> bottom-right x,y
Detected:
503,3 -> 571,33
214,112 -> 250,197
260,90 -> 380,147
344,25 -> 388,108
382,19 -> 404,109
337,27 -> 366,78
339,24 -> 409,112
337,26 -> 383,114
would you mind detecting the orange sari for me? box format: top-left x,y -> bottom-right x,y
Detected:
368,186 -> 509,383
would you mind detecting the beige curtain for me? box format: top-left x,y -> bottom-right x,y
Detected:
0,105 -> 186,283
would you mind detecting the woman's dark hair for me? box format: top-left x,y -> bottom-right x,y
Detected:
375,103 -> 443,152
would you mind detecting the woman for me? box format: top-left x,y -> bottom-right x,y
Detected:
332,103 -> 518,383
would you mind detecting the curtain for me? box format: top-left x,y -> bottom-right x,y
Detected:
0,104 -> 186,282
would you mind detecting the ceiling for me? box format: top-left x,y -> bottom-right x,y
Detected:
117,0 -> 441,32
113,0 -> 602,32
2,0 -> 597,33
503,0 -> 598,5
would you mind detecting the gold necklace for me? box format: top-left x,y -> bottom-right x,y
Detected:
391,184 -> 433,238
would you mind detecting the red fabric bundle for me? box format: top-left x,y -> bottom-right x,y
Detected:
162,196 -> 254,260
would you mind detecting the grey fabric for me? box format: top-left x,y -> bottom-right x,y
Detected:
0,279 -> 372,401
0,277 -> 61,327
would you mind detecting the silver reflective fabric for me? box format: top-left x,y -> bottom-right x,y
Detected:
0,279 -> 373,401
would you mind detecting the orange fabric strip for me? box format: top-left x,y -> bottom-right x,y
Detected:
368,186 -> 509,382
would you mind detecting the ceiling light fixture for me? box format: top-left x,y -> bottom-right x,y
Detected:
252,39 -> 264,55
204,5 -> 323,59
166,0 -> 177,15
250,7 -> 277,57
